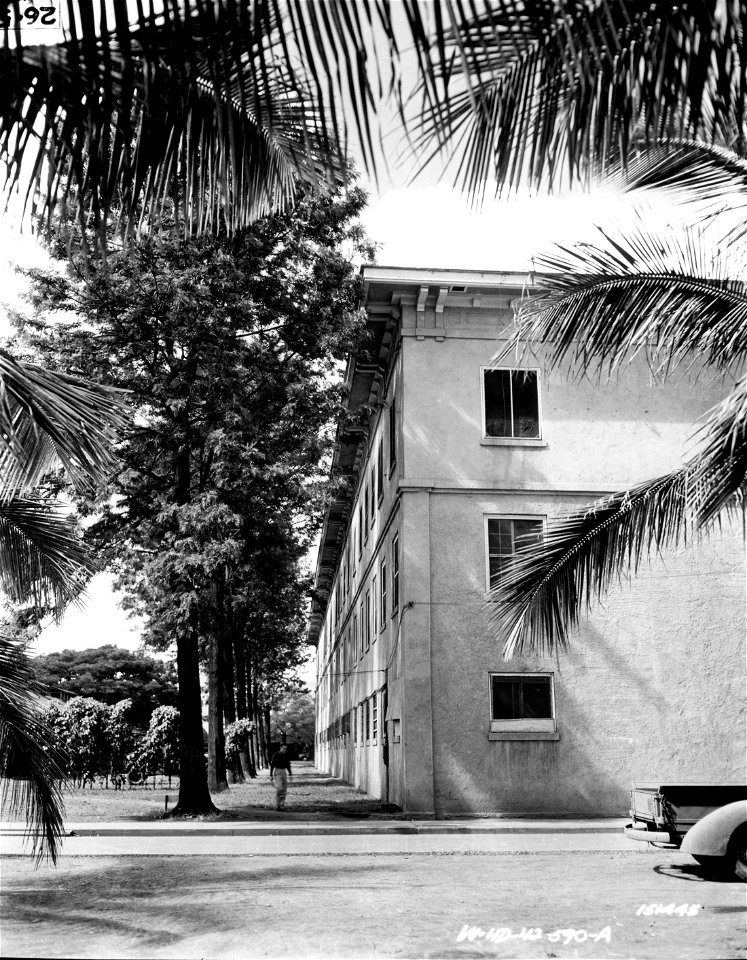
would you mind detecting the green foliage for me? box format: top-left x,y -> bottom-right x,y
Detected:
271,692 -> 315,752
224,719 -> 255,765
44,696 -> 109,785
104,699 -> 137,774
0,637 -> 67,863
33,646 -> 178,729
127,706 -> 179,779
19,181 -> 372,692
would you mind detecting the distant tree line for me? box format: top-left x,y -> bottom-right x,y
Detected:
33,645 -> 178,730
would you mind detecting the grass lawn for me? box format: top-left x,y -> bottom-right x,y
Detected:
59,763 -> 392,822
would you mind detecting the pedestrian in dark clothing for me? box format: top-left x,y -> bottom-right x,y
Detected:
270,744 -> 292,810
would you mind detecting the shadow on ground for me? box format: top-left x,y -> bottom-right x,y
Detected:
152,763 -> 405,824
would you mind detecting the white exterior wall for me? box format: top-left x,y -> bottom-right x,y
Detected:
315,355 -> 404,801
396,299 -> 746,815
314,270 -> 746,816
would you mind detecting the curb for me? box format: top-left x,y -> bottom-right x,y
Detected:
3,823 -> 627,839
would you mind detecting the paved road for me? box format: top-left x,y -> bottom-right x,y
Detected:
2,846 -> 745,959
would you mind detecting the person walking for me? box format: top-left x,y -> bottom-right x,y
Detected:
269,744 -> 292,811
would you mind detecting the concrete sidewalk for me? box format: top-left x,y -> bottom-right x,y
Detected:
1,817 -> 642,856
1,816 -> 626,836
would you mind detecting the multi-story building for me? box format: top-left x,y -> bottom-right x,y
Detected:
310,265 -> 746,817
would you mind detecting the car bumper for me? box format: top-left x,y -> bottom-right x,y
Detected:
624,823 -> 678,846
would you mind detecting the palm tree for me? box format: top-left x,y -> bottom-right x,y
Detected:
487,177 -> 747,655
0,353 -> 127,861
402,2 -> 747,655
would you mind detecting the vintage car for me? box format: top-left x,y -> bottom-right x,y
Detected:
624,783 -> 747,879
681,800 -> 747,880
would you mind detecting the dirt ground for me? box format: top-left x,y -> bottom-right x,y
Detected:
1,850 -> 745,960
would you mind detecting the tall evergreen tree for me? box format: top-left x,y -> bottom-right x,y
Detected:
16,183 -> 373,812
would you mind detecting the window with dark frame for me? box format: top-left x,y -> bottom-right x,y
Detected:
358,504 -> 363,557
392,536 -> 400,614
491,674 -> 553,721
365,697 -> 371,741
389,396 -> 396,471
380,560 -> 387,626
484,369 -> 540,439
365,590 -> 371,649
372,575 -> 378,639
377,443 -> 384,500
359,601 -> 365,658
364,482 -> 369,535
487,517 -> 543,588
372,692 -> 378,741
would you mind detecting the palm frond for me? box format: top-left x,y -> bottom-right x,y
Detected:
0,499 -> 95,609
489,377 -> 747,657
403,1 -> 745,198
0,636 -> 67,864
613,142 -> 747,210
0,352 -> 129,495
0,0 -> 393,237
501,213 -> 747,378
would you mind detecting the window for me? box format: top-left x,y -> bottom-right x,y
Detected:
372,692 -> 378,742
358,505 -> 363,558
365,590 -> 371,650
365,698 -> 371,741
490,673 -> 556,734
346,544 -> 351,594
483,368 -> 540,439
389,396 -> 396,471
359,602 -> 365,658
369,470 -> 376,524
364,483 -> 369,536
377,443 -> 384,501
380,560 -> 387,627
353,614 -> 358,663
372,576 -> 378,639
392,536 -> 400,614
486,516 -> 543,589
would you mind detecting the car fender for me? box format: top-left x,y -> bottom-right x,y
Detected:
681,800 -> 747,858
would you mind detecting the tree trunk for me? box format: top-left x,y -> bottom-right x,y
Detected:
207,612 -> 229,793
173,624 -> 216,815
223,620 -> 244,784
264,701 -> 273,758
254,680 -> 267,769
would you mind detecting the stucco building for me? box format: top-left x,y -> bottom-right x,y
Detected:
310,265 -> 746,817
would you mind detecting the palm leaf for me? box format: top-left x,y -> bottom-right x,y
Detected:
501,213 -> 747,378
403,1 -> 745,198
0,498 -> 95,608
0,636 -> 67,864
0,0 -> 395,237
614,142 -> 747,210
489,377 -> 747,657
0,352 -> 129,495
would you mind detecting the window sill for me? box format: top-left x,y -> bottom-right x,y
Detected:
488,731 -> 560,741
481,437 -> 547,447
